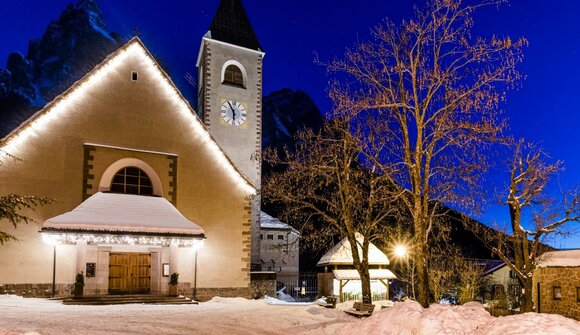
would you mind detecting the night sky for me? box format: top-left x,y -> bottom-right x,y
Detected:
1,0 -> 578,248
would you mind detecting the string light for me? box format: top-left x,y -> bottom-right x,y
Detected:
0,38 -> 255,195
42,232 -> 204,248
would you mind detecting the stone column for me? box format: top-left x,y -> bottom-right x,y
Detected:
149,247 -> 162,293
96,246 -> 111,294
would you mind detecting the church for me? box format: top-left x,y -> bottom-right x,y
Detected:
0,0 -> 274,300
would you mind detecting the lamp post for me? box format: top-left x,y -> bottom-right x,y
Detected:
51,245 -> 56,298
394,243 -> 414,300
42,234 -> 58,298
191,239 -> 204,300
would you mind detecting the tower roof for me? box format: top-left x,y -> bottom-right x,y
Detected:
208,0 -> 262,51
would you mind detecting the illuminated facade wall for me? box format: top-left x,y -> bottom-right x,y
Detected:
0,40 -> 254,297
198,38 -> 264,267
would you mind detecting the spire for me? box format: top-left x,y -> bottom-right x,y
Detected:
208,0 -> 262,52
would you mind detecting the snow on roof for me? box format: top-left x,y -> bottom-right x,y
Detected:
332,269 -> 396,280
260,212 -> 299,234
317,233 -> 389,266
537,250 -> 580,268
42,192 -> 204,237
473,259 -> 506,275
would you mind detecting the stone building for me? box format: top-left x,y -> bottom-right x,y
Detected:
532,250 -> 580,320
259,212 -> 300,273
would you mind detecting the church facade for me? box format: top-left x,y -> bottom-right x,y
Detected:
0,0 -> 266,299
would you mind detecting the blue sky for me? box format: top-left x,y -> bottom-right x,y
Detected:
1,0 -> 578,247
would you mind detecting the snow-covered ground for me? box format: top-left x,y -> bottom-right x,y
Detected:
0,295 -> 578,335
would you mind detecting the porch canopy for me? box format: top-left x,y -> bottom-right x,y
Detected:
41,192 -> 205,245
333,269 -> 396,281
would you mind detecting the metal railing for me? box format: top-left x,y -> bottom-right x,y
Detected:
276,272 -> 318,302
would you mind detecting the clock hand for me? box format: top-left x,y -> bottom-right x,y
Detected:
227,101 -> 236,120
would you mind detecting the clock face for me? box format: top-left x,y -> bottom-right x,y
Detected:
220,100 -> 247,126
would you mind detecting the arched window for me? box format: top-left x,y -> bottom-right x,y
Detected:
223,64 -> 244,87
110,167 -> 153,196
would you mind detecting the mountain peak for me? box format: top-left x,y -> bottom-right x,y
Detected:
0,0 -> 122,138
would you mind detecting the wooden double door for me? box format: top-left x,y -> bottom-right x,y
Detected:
109,253 -> 151,293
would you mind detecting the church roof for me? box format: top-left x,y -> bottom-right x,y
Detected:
317,233 -> 390,267
0,37 -> 255,195
208,0 -> 262,51
41,192 -> 205,237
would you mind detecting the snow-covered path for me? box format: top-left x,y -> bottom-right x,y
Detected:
1,295 -> 579,335
0,295 -> 351,335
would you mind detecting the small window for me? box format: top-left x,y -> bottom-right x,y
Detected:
260,234 -> 263,240
223,64 -> 244,87
110,167 -> 153,196
131,71 -> 138,81
553,286 -> 562,300
267,234 -> 273,240
278,235 -> 284,240
577,287 -> 580,302
509,270 -> 517,279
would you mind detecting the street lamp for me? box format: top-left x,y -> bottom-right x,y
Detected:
394,245 -> 407,259
393,242 -> 414,300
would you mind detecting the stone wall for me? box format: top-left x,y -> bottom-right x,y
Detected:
0,283 -> 72,297
194,287 -> 253,302
532,267 -> 580,320
249,272 -> 276,299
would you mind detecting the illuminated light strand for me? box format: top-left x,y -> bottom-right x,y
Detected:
42,232 -> 204,249
1,45 -> 132,156
134,46 -> 256,195
0,38 -> 255,195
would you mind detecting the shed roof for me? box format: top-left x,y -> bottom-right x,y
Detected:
317,233 -> 389,267
41,192 -> 205,237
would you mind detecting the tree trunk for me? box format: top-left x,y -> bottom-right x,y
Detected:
413,220 -> 430,307
359,266 -> 372,303
520,277 -> 533,313
415,245 -> 430,307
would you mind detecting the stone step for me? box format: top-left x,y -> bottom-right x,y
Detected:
62,295 -> 198,305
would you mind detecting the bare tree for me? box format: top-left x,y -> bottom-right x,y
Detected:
457,259 -> 488,304
263,118 -> 400,303
323,0 -> 526,306
487,140 -> 579,312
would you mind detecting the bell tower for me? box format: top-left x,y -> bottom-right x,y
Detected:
197,0 -> 263,269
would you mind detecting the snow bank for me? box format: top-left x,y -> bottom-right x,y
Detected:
264,295 -> 313,305
477,312 -> 580,335
1,295 -> 578,335
310,300 -> 580,335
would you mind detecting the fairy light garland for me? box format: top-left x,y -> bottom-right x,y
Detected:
42,232 -> 204,248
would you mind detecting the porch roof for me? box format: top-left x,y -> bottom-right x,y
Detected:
332,269 -> 396,281
41,192 -> 205,237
